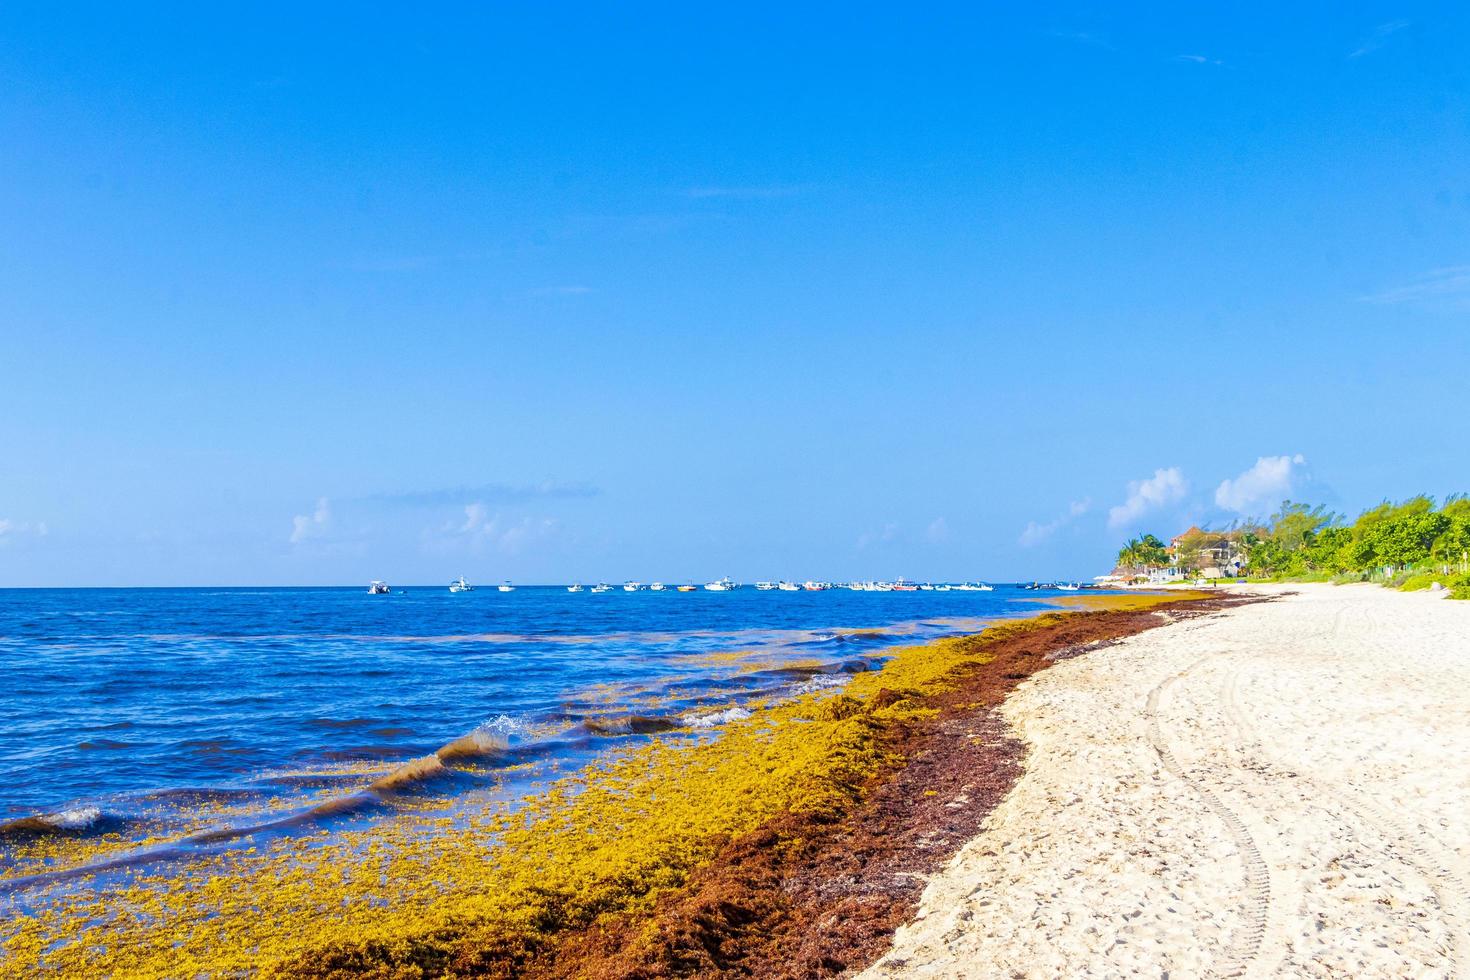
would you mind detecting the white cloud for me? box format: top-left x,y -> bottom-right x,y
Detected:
432,504 -> 561,555
925,517 -> 950,543
1176,54 -> 1224,66
685,185 -> 801,200
856,523 -> 899,550
290,497 -> 331,544
1108,469 -> 1187,529
0,518 -> 49,544
1019,499 -> 1092,547
1349,19 -> 1409,58
530,285 -> 595,296
1214,455 -> 1307,514
1361,265 -> 1470,307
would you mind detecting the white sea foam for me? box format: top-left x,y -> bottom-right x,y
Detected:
684,706 -> 752,729
479,714 -> 528,738
789,674 -> 849,696
44,806 -> 102,830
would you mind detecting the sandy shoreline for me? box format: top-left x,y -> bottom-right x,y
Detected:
864,583 -> 1470,978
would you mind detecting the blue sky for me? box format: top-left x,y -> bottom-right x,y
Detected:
2,3 -> 1468,586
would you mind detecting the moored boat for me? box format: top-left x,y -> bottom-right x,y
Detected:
755,582 -> 776,591
650,582 -> 666,591
704,577 -> 737,592
590,583 -> 613,593
368,580 -> 391,595
567,584 -> 584,593
498,582 -> 516,593
778,581 -> 800,591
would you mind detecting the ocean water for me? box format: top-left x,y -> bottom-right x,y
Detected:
0,584 -> 1066,883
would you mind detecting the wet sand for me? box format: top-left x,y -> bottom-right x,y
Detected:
864,584 -> 1470,978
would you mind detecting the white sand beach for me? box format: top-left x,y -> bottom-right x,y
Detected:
865,584 -> 1470,979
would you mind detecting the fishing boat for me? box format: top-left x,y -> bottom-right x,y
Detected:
449,576 -> 474,593
1057,582 -> 1080,591
891,578 -> 918,592
676,584 -> 697,592
498,582 -> 516,593
623,581 -> 643,592
704,577 -> 737,592
778,581 -> 801,591
368,580 -> 391,595
755,582 -> 777,591
918,583 -> 935,591
650,582 -> 666,591
567,584 -> 583,593
591,583 -> 613,593
803,580 -> 827,591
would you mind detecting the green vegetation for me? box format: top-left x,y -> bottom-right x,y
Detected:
1116,533 -> 1168,571
1120,495 -> 1470,599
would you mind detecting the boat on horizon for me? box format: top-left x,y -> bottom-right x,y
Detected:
449,576 -> 474,593
803,580 -> 828,591
778,581 -> 800,591
704,577 -> 737,592
590,583 -> 613,593
755,581 -> 777,591
567,583 -> 584,593
1056,582 -> 1080,591
676,584 -> 697,592
891,578 -> 918,592
650,582 -> 666,591
498,582 -> 516,593
623,581 -> 643,592
368,580 -> 390,595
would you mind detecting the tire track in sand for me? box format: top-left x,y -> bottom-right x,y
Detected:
1146,659 -> 1271,979
1222,664 -> 1470,977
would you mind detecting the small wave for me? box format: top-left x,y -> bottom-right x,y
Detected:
367,755 -> 448,794
584,715 -> 680,736
76,739 -> 135,751
788,675 -> 850,696
304,717 -> 380,730
0,805 -> 104,839
434,730 -> 510,763
478,714 -> 529,738
683,706 -> 752,729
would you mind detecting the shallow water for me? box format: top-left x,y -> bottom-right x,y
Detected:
0,584 -> 1064,870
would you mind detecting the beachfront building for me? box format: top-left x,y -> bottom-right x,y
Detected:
1168,526 -> 1247,578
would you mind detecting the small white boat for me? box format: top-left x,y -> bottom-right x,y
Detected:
368,580 -> 391,595
450,576 -> 474,593
918,583 -> 935,591
498,582 -> 516,593
934,584 -> 952,592
755,582 -> 777,591
1056,583 -> 1080,592
976,583 -> 994,591
567,584 -> 584,593
704,577 -> 737,592
803,580 -> 827,591
778,581 -> 801,591
590,583 -> 613,593
650,582 -> 666,591
623,581 -> 643,592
